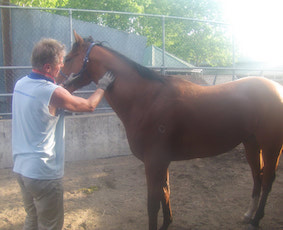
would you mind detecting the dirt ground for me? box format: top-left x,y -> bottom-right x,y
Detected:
0,147 -> 282,230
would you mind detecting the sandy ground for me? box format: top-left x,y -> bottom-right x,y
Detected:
0,148 -> 282,230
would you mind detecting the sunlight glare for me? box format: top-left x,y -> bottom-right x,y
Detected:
219,0 -> 283,66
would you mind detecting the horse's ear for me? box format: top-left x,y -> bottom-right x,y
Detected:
73,30 -> 84,44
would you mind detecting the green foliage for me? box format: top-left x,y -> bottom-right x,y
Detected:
10,0 -> 233,66
11,0 -> 68,8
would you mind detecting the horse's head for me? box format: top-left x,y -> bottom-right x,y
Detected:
59,31 -> 96,91
60,31 -> 163,93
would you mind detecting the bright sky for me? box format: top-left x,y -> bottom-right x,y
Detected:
219,0 -> 283,66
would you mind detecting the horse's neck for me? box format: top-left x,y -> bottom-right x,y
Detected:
106,71 -> 161,125
94,47 -> 162,123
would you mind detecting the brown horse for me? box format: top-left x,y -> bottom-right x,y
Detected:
60,31 -> 282,230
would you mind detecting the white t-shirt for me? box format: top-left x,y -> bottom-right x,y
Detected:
12,74 -> 65,179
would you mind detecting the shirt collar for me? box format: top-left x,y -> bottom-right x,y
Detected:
28,69 -> 56,83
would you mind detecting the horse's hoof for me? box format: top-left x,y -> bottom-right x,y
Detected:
158,221 -> 172,230
158,223 -> 170,230
242,215 -> 252,224
245,223 -> 259,230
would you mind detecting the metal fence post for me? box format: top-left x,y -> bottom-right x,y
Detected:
162,15 -> 165,75
69,9 -> 73,48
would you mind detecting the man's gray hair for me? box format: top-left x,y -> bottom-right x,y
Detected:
31,38 -> 65,69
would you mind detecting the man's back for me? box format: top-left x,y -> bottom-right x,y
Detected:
12,74 -> 65,180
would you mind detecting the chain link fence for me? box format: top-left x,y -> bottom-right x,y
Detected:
1,6 -> 283,118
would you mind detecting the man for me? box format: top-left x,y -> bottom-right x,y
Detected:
12,38 -> 115,230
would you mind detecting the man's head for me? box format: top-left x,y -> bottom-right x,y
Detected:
31,38 -> 66,78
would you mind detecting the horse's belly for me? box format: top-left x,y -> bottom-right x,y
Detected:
180,142 -> 241,160
163,118 -> 249,161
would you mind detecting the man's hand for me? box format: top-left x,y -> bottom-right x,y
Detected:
97,71 -> 115,90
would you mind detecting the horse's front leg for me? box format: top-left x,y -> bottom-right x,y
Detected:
160,168 -> 173,230
145,159 -> 171,230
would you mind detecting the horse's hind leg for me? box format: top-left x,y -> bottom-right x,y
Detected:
250,145 -> 282,228
243,136 -> 262,223
144,159 -> 171,230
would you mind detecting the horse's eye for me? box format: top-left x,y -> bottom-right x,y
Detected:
64,56 -> 72,63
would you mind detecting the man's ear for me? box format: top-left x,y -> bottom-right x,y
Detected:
43,63 -> 52,73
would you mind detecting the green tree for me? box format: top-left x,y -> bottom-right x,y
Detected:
11,0 -> 68,8
11,0 -> 232,66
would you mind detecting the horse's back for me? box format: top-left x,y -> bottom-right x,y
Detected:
149,77 -> 283,159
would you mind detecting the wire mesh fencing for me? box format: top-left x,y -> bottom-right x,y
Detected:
1,6 -> 282,118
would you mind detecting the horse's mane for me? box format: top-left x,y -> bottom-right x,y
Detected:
79,36 -> 165,82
